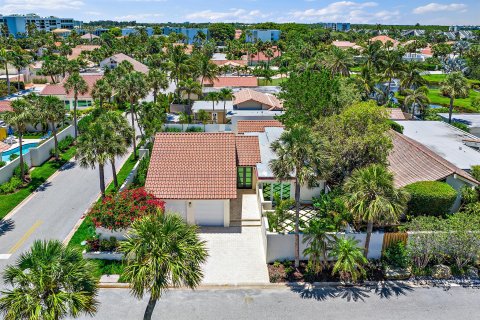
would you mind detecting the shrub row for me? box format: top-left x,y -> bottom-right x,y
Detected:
404,181 -> 457,217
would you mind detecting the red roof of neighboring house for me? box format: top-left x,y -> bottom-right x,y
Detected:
203,76 -> 258,88
145,133 -> 237,200
0,100 -> 12,113
420,46 -> 433,56
234,89 -> 283,110
103,53 -> 149,74
370,35 -> 399,47
332,41 -> 361,50
68,45 -> 100,60
247,47 -> 281,62
211,60 -> 248,66
388,131 -> 478,187
237,120 -> 284,134
387,108 -> 406,120
235,135 -> 261,166
40,74 -> 103,99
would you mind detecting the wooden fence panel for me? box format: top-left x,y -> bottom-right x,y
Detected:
382,232 -> 408,254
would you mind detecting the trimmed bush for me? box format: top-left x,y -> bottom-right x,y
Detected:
0,176 -> 23,194
57,135 -> 74,152
451,121 -> 469,133
0,161 -> 6,168
388,120 -> 404,133
13,162 -> 29,178
185,126 -> 204,132
163,127 -> 182,132
471,165 -> 480,181
404,181 -> 457,217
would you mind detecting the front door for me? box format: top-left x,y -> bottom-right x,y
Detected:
237,167 -> 252,189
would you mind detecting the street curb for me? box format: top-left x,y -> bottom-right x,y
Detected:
2,159 -> 75,222
98,280 -> 423,290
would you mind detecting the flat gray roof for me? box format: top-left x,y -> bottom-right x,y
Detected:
438,113 -> 480,128
192,101 -> 234,112
245,127 -> 285,178
396,120 -> 480,170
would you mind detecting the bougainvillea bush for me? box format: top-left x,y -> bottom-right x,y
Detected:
89,188 -> 165,231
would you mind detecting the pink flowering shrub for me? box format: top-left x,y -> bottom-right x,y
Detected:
89,188 -> 165,231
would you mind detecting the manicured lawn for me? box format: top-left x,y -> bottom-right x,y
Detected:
427,88 -> 480,112
422,74 -> 480,86
258,77 -> 287,86
0,146 -> 76,219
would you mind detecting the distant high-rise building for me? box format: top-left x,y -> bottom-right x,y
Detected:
322,22 -> 351,32
245,29 -> 281,43
162,27 -> 209,44
0,14 -> 82,38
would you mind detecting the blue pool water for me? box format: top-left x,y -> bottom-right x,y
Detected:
1,143 -> 38,162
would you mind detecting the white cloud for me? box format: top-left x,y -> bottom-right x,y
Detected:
185,8 -> 270,22
290,1 -> 399,23
114,13 -> 164,22
0,0 -> 84,13
413,3 -> 467,14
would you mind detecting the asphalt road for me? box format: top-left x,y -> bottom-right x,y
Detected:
76,285 -> 480,320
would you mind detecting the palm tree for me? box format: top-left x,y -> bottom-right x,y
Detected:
178,78 -> 202,107
196,109 -> 210,131
3,99 -> 34,181
117,71 -> 148,158
120,213 -> 208,320
11,49 -> 30,92
195,54 -> 219,88
64,72 -> 88,139
146,69 -> 169,103
343,164 -> 409,257
138,101 -> 167,139
0,48 -> 13,95
0,240 -> 98,320
270,126 -> 319,268
380,50 -> 404,103
99,111 -> 134,189
330,237 -> 368,283
324,46 -> 353,77
400,62 -> 426,91
178,112 -> 191,131
39,96 -> 66,160
404,86 -> 430,118
302,218 -> 336,274
441,72 -> 469,123
167,45 -> 190,102
91,78 -> 113,109
76,121 -> 111,197
218,88 -> 234,123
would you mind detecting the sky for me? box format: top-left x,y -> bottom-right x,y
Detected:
0,0 -> 479,25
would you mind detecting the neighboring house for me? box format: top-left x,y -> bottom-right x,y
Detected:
403,52 -> 428,62
387,108 -> 407,120
369,35 -> 400,47
68,45 -> 100,61
332,41 -> 362,50
203,76 -> 258,88
443,32 -> 457,41
245,29 -> 281,43
121,27 -> 153,37
80,33 -> 99,41
39,74 -> 102,109
211,60 -> 248,67
244,47 -> 281,66
397,120 -> 480,171
322,22 -> 351,32
235,120 -> 284,134
192,89 -> 283,124
99,53 -> 149,74
401,30 -> 426,37
389,130 -> 478,211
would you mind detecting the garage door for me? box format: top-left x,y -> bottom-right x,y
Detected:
164,200 -> 187,220
194,200 -> 225,226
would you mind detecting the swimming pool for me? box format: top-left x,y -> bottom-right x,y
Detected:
1,143 -> 38,162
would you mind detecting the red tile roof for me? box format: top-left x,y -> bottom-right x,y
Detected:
0,100 -> 12,113
247,47 -> 281,62
235,136 -> 261,166
40,74 -> 103,99
388,131 -> 478,187
370,35 -> 399,47
234,89 -> 283,110
387,108 -> 406,120
0,141 -> 10,153
332,41 -> 361,50
211,60 -> 247,66
235,30 -> 242,40
145,133 -> 237,199
237,120 -> 284,134
68,45 -> 100,60
203,76 -> 258,88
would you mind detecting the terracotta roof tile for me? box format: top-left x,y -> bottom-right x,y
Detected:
105,53 -> 149,74
370,35 -> 399,46
68,45 -> 100,60
203,76 -> 258,87
0,100 -> 12,113
234,89 -> 283,110
237,120 -> 284,134
40,74 -> 103,99
388,131 -> 478,187
211,60 -> 248,66
388,108 -> 406,120
0,141 -> 10,153
235,136 -> 261,166
145,133 -> 237,199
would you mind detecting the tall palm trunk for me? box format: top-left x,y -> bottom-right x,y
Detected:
448,97 -> 454,124
73,95 -> 78,139
99,163 -> 106,198
5,62 -> 10,95
17,68 -> 22,92
52,122 -> 59,160
364,219 -> 373,258
130,102 -> 137,159
153,89 -> 157,104
111,158 -> 118,189
294,176 -> 301,268
19,134 -> 25,181
143,295 -> 157,320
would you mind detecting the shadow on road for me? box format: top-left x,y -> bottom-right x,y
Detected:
36,181 -> 53,192
59,161 -> 76,171
288,281 -> 414,302
0,219 -> 15,237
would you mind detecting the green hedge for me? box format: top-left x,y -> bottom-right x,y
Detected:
404,181 -> 457,217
